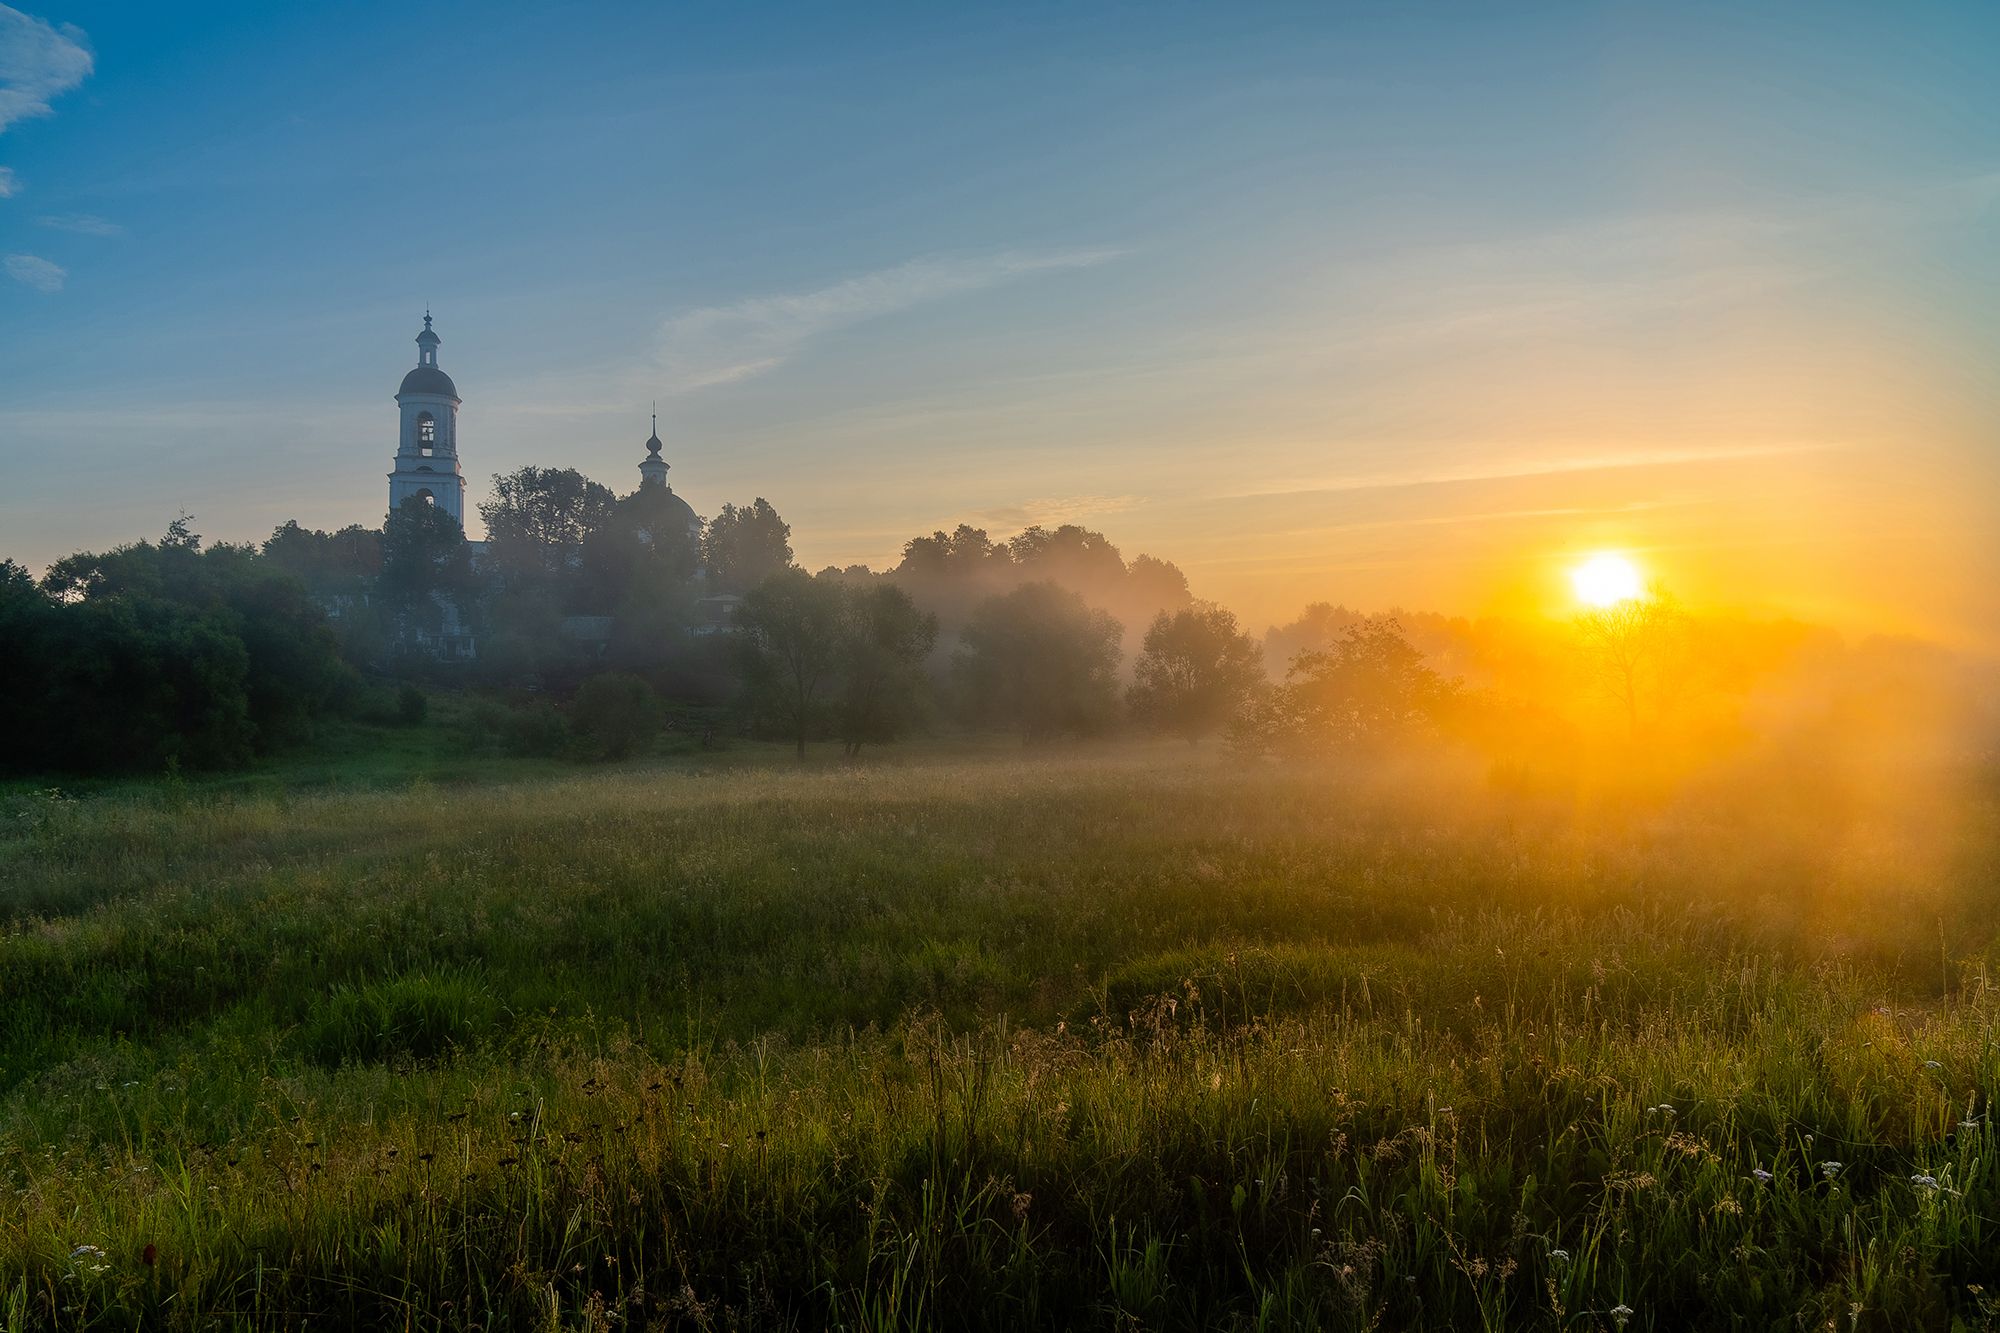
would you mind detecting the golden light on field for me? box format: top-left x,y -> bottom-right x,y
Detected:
1571,552 -> 1645,609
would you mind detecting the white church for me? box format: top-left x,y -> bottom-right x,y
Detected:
385,312 -> 703,541
381,314 -> 722,656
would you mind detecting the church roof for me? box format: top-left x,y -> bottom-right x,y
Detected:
398,365 -> 460,399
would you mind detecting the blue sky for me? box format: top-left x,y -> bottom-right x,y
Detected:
3,1 -> 1997,636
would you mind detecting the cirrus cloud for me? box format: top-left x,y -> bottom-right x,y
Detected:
0,5 -> 91,136
657,248 -> 1124,392
37,211 -> 119,235
6,251 -> 64,290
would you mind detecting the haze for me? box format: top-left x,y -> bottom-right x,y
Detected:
3,1 -> 1997,646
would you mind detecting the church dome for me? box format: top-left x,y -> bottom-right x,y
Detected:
398,365 -> 460,399
656,487 -> 699,532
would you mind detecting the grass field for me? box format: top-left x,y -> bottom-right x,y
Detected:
2,732 -> 1998,1330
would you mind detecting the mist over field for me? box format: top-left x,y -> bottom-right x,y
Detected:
7,2 -> 2000,1329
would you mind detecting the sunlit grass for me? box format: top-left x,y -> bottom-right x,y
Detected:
1,742 -> 1996,1329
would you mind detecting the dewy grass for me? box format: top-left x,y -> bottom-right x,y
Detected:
1,742 -> 1996,1329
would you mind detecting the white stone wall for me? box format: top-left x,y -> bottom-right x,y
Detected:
390,391 -> 466,527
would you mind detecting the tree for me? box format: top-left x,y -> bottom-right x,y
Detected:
1275,618 -> 1456,750
261,521 -> 383,595
479,466 -> 617,587
955,581 -> 1123,742
37,518 -> 349,758
835,584 -> 938,755
1573,590 -> 1696,736
568,672 -> 662,760
702,498 -> 793,594
896,524 -> 1011,582
379,496 -> 475,637
1128,603 -> 1264,742
737,568 -> 845,757
1122,553 -> 1193,620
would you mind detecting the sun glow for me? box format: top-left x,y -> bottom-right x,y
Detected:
1571,552 -> 1645,609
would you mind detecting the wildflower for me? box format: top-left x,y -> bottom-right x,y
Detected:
1611,1304 -> 1634,1328
70,1245 -> 106,1260
1548,1248 -> 1570,1268
1752,1168 -> 1773,1184
1820,1161 -> 1842,1180
1911,1173 -> 1939,1194
1923,1060 -> 1942,1071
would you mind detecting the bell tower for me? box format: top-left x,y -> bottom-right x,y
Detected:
387,312 -> 466,527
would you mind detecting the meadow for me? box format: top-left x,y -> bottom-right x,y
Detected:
2,730 -> 1997,1330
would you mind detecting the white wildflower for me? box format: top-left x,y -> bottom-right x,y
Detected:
1820,1161 -> 1842,1180
1752,1168 -> 1774,1184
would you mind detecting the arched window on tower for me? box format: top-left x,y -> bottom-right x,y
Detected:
415,488 -> 436,506
417,412 -> 436,457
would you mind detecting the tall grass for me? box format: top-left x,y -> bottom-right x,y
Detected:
1,743 -> 1996,1329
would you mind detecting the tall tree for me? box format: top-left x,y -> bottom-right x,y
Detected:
955,581 -> 1123,742
835,584 -> 938,755
1278,618 -> 1456,750
737,568 -> 844,757
702,498 -> 794,594
479,466 -> 617,587
1128,603 -> 1265,742
379,496 -> 476,637
1573,591 -> 1697,736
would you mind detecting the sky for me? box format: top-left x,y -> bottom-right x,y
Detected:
2,1 -> 1997,643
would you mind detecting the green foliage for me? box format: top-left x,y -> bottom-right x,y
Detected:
956,580 -> 1124,740
567,672 -> 662,760
378,495 -> 476,639
1242,617 -> 1459,754
478,465 -> 618,589
395,683 -> 428,725
835,582 -> 939,755
501,699 -> 570,757
4,521 -> 352,773
737,567 -> 847,756
701,496 -> 794,593
1128,603 -> 1265,741
0,747 -> 1995,1328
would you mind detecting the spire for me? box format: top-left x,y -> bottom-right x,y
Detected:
415,311 -> 440,365
639,408 -> 670,488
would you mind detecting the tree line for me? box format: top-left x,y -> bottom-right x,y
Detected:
5,460 -> 1691,775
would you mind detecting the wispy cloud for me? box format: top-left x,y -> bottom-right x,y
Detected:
6,251 -> 64,290
967,494 -> 1141,531
656,248 -> 1123,392
1223,442 -> 1830,504
37,211 -> 119,235
0,165 -> 14,196
0,6 -> 90,135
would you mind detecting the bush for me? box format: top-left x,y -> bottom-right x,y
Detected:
568,672 -> 662,760
500,700 -> 569,757
395,683 -> 429,726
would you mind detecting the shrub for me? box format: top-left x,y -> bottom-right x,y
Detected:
395,683 -> 429,726
500,700 -> 569,757
568,672 -> 662,760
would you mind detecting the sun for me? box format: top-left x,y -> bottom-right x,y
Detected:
1571,552 -> 1645,609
